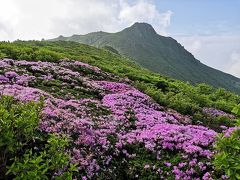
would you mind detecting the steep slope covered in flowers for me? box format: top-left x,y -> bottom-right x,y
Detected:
0,58 -> 235,179
1,41 -> 239,120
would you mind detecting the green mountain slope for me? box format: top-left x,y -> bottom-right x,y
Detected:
50,22 -> 240,94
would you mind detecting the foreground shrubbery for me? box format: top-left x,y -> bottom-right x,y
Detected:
214,130 -> 240,180
0,96 -> 75,179
1,94 -> 238,179
213,105 -> 240,180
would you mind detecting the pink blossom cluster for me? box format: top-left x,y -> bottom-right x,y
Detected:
73,61 -> 101,73
222,126 -> 240,137
203,107 -> 235,119
0,72 -> 36,86
95,81 -> 217,179
0,58 -> 229,179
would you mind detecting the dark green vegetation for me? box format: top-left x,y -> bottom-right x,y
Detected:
0,40 -> 239,131
51,22 -> 240,94
213,107 -> 240,180
0,96 -> 76,179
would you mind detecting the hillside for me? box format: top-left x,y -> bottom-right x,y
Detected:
50,22 -> 240,94
0,40 -> 240,179
0,41 -> 239,118
0,57 -> 238,179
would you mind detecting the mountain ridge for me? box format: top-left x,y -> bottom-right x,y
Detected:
50,22 -> 240,93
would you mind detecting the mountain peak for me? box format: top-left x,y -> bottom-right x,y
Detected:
124,22 -> 157,36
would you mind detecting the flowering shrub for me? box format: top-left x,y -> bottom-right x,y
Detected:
203,108 -> 235,119
0,58 -> 237,179
193,110 -> 235,132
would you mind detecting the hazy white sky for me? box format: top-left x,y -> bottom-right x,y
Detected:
0,0 -> 239,78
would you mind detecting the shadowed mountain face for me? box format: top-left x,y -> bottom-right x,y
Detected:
50,22 -> 240,93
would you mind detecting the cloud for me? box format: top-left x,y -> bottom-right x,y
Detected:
176,36 -> 202,55
118,0 -> 172,35
174,34 -> 240,78
0,0 -> 172,41
225,51 -> 240,77
0,0 -> 19,40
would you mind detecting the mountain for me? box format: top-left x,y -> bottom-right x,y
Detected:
50,22 -> 240,94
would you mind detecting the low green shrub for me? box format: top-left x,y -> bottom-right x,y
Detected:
213,105 -> 240,179
213,130 -> 240,180
0,95 -> 75,179
7,134 -> 76,180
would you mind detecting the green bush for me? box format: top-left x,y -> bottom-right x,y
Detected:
0,96 -> 42,175
35,49 -> 61,62
0,95 -> 75,179
213,105 -> 240,179
232,104 -> 240,126
7,134 -> 76,180
193,113 -> 234,132
213,130 -> 240,180
0,51 -> 7,58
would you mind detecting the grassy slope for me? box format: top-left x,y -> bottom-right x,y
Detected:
50,23 -> 240,94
